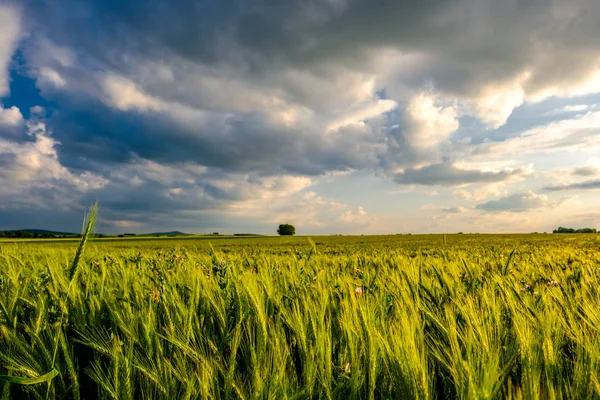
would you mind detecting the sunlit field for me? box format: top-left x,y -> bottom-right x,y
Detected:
1,224 -> 600,398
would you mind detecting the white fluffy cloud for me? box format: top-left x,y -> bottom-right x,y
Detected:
38,67 -> 67,88
403,92 -> 459,149
0,122 -> 107,209
101,73 -> 163,112
0,105 -> 22,126
468,73 -> 528,129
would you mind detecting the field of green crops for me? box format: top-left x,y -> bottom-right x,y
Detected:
1,220 -> 600,398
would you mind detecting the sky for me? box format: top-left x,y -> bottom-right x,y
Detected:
1,0 -> 600,235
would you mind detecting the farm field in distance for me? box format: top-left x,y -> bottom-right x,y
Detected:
1,233 -> 600,399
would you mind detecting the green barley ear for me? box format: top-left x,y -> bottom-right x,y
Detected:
0,369 -> 59,385
68,201 -> 99,283
502,249 -> 515,276
307,237 -> 317,255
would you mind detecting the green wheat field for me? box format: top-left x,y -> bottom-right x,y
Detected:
1,212 -> 600,399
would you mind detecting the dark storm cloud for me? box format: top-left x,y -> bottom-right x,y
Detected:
25,0 -> 457,68
45,98 -> 386,176
17,0 -> 600,177
41,0 -> 593,94
22,0 -> 600,86
394,163 -> 527,186
17,0 -> 600,179
0,209 -> 85,232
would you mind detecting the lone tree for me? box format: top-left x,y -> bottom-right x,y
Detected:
277,224 -> 296,236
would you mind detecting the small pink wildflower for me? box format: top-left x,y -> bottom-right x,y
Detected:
344,363 -> 351,373
219,259 -> 226,266
355,287 -> 363,295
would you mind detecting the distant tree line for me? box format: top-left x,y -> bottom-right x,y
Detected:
553,227 -> 597,234
0,230 -> 58,238
0,230 -> 87,239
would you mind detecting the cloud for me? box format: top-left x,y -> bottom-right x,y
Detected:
338,206 -> 371,224
473,111 -> 600,157
21,1 -> 600,119
476,190 -> 574,212
440,206 -> 468,214
0,4 -> 21,97
327,99 -> 397,131
0,137 -> 370,233
261,191 -> 374,231
538,163 -> 600,184
453,182 -> 509,202
101,73 -> 163,112
563,104 -> 590,113
20,0 -> 600,143
468,73 -> 528,129
394,162 -> 529,187
403,91 -> 459,149
11,0 -> 600,184
0,106 -> 23,126
103,220 -> 145,229
544,179 -> 600,191
38,67 -> 67,88
0,106 -> 26,141
30,105 -> 45,116
0,121 -> 107,210
544,104 -> 596,116
573,166 -> 599,177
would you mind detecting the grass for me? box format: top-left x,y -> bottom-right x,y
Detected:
1,224 -> 600,398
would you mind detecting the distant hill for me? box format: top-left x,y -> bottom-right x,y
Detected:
0,229 -> 78,238
22,229 -> 78,236
148,231 -> 187,236
0,229 -> 197,239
